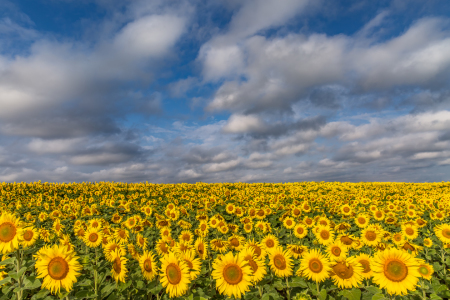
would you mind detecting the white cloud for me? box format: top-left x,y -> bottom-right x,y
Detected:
222,114 -> 266,133
202,158 -> 241,173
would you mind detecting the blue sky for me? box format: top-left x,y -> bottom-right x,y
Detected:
1,0 -> 450,183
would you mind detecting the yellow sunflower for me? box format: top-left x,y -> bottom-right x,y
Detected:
35,244 -> 83,294
111,248 -> 128,283
210,239 -> 229,253
261,234 -> 280,252
83,227 -> 103,248
245,239 -> 267,260
354,214 -> 370,228
113,228 -> 129,244
287,244 -> 308,259
293,224 -> 308,239
21,226 -> 39,248
268,246 -> 293,277
423,238 -> 433,248
228,235 -> 245,251
103,241 -> 127,262
434,224 -> 450,244
179,230 -> 194,244
160,251 -> 190,298
361,226 -> 382,247
314,225 -> 335,246
341,204 -> 353,216
283,217 -> 296,230
298,249 -> 331,283
416,259 -> 434,280
239,247 -> 266,283
212,251 -> 253,299
330,256 -> 364,289
0,212 -> 23,254
326,241 -> 348,262
371,248 -> 420,295
354,253 -> 373,279
178,249 -> 202,280
139,250 -> 158,281
401,224 -> 419,240
194,238 -> 208,260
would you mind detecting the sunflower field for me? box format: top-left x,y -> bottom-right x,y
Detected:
0,181 -> 450,300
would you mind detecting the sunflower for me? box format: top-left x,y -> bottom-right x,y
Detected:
226,235 -> 244,251
341,204 -> 353,216
0,212 -> 23,254
303,216 -> 314,228
179,230 -> 194,244
361,226 -> 382,247
326,241 -> 348,262
245,239 -> 267,260
111,213 -> 122,224
173,241 -> 193,255
194,238 -> 208,260
354,253 -> 373,279
243,223 -> 253,233
293,224 -> 308,239
268,246 -> 293,277
52,219 -> 65,236
371,248 -> 420,295
336,234 -> 357,249
392,232 -> 405,246
103,241 -> 127,262
156,238 -> 171,256
330,256 -> 364,289
287,244 -> 308,259
83,227 -> 103,248
400,241 -> 422,256
434,224 -> 450,244
21,226 -> 39,248
314,225 -> 335,246
212,251 -> 253,299
354,214 -> 370,228
88,218 -> 102,230
198,221 -> 209,237
416,259 -> 434,280
298,249 -> 331,282
35,244 -> 83,294
423,238 -> 433,248
210,239 -> 229,253
401,224 -> 419,240
160,251 -> 190,298
139,250 -> 158,281
334,222 -> 351,233
111,248 -> 128,283
373,210 -> 385,221
261,234 -> 279,252
283,217 -> 296,230
239,247 -> 266,283
226,203 -> 236,214
113,228 -> 129,244
179,249 -> 201,280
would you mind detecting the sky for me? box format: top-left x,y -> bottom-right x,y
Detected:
1,0 -> 450,183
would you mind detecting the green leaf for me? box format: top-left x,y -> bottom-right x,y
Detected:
371,294 -> 386,300
0,257 -> 15,266
23,276 -> 41,290
341,288 -> 361,300
273,279 -> 284,290
365,286 -> 382,295
75,290 -> 97,299
430,294 -> 443,300
101,283 -> 116,297
77,279 -> 92,287
30,289 -> 50,300
289,277 -> 308,288
318,289 -> 327,300
136,280 -> 145,290
0,276 -> 11,287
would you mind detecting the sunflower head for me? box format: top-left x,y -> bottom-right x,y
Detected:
0,212 -> 23,254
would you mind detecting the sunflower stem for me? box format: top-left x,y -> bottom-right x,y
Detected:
420,280 -> 427,300
285,276 -> 291,300
316,281 -> 320,299
15,249 -> 23,300
94,247 -> 98,300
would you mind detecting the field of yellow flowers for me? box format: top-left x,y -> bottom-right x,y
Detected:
0,181 -> 449,300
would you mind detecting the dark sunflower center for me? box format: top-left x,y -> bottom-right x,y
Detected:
166,263 -> 182,285
331,246 -> 341,256
309,258 -> 323,273
306,219 -> 313,225
230,238 -> 239,247
442,229 -> 450,238
340,236 -> 353,245
297,227 -> 304,234
253,246 -> 262,257
89,233 -> 99,242
223,264 -> 243,285
198,243 -> 204,254
248,258 -> 258,272
405,228 -> 414,236
320,230 -> 330,240
144,259 -> 152,272
48,257 -> 69,280
418,266 -> 430,276
402,242 -> 415,252
365,231 -> 376,241
23,230 -> 34,241
376,212 -> 382,217
201,224 -> 207,230
358,217 -> 366,224
273,254 -> 287,270
332,262 -> 354,279
359,259 -> 371,273
0,222 -> 16,242
286,220 -> 292,226
343,207 -> 350,213
384,259 -> 408,282
266,239 -> 275,248
182,234 -> 190,241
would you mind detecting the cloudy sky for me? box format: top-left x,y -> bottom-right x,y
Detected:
1,0 -> 450,183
